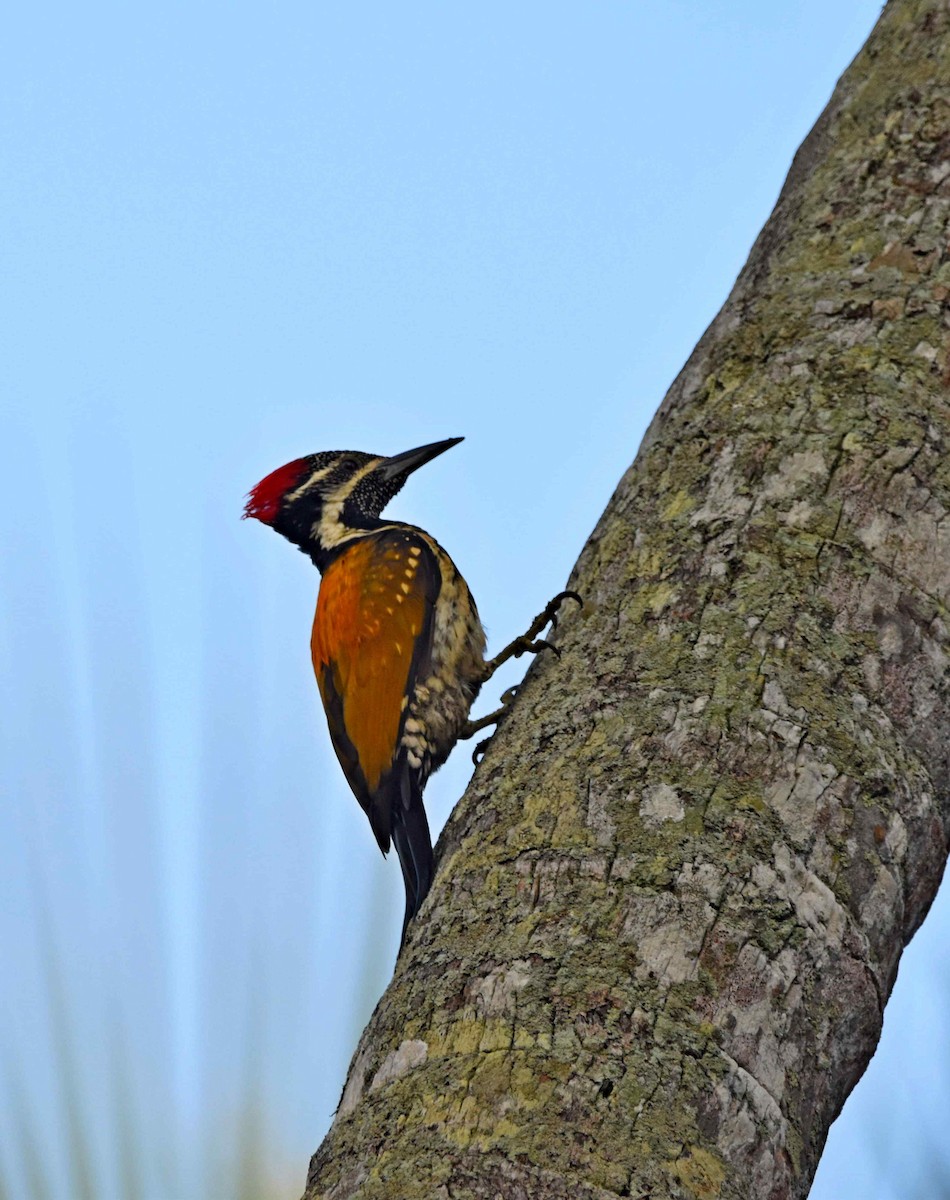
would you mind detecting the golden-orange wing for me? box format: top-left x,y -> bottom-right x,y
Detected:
310,530 -> 439,851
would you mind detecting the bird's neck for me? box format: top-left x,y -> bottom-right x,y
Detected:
305,508 -> 390,573
306,515 -> 420,573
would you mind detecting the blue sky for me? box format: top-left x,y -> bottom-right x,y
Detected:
3,1 -> 947,1196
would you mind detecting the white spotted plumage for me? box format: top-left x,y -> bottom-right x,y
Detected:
398,532 -> 486,777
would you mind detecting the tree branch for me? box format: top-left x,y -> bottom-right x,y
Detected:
305,1 -> 950,1196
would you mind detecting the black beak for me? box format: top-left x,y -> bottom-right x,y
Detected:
378,437 -> 464,482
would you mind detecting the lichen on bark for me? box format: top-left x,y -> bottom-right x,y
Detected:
304,2 -> 950,1197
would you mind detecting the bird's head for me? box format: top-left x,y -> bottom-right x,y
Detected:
244,437 -> 463,564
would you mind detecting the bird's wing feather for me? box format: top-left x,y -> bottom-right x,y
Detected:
311,530 -> 439,853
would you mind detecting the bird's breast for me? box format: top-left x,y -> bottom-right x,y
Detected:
401,543 -> 487,774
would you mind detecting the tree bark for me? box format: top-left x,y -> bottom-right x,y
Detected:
304,2 -> 950,1196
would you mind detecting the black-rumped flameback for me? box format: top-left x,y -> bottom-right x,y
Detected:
245,438 -> 578,950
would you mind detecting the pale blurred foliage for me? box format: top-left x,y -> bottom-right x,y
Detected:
0,919 -> 303,1200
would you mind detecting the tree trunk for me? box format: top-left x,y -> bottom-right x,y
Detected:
304,2 -> 950,1196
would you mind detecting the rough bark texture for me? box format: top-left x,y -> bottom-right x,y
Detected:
305,2 -> 950,1196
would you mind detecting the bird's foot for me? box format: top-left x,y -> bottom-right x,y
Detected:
463,590 -> 581,764
479,590 -> 582,683
461,685 -> 521,763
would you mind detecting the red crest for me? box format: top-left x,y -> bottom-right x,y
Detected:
243,457 -> 310,525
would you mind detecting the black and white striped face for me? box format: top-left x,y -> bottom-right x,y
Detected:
245,450 -> 386,549
244,437 -> 463,559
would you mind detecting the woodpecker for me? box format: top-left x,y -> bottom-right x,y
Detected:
244,437 -> 578,949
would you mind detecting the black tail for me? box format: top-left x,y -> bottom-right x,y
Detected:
391,772 -> 433,952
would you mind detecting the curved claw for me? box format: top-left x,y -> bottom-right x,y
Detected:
500,684 -> 521,706
532,638 -> 560,658
550,589 -> 583,613
545,590 -> 583,631
471,736 -> 492,765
